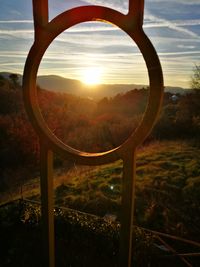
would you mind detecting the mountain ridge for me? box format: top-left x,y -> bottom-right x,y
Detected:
0,72 -> 191,98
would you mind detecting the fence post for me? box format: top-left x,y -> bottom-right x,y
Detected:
120,150 -> 136,267
40,144 -> 55,267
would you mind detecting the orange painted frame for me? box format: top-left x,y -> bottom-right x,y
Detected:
23,1 -> 164,266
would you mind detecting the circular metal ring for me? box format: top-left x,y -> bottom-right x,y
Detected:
23,6 -> 163,165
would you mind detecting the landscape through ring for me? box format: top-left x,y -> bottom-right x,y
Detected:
23,6 -> 163,164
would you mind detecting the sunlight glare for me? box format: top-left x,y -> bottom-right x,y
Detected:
82,67 -> 102,85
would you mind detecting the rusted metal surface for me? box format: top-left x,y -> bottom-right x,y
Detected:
23,0 -> 164,266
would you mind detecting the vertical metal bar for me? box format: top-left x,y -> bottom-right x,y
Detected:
40,143 -> 55,267
120,150 -> 136,267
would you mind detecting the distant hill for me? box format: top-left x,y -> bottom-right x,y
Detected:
37,75 -> 83,94
0,72 -> 191,98
35,74 -> 146,99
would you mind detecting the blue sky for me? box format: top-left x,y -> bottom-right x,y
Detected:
0,0 -> 200,88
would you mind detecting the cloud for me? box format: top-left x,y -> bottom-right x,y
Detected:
82,0 -> 128,13
150,36 -> 200,44
0,30 -> 33,34
168,0 -> 200,5
0,20 -> 33,24
0,53 -> 27,58
56,32 -> 134,47
177,44 -> 195,49
144,14 -> 200,38
147,0 -> 200,4
144,19 -> 200,28
0,29 -> 33,39
0,62 -> 24,66
10,9 -> 21,16
67,23 -> 119,33
158,51 -> 200,57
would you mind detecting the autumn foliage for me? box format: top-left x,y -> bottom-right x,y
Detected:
1,74 -> 200,172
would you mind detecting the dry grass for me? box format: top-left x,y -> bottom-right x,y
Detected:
1,139 -> 200,240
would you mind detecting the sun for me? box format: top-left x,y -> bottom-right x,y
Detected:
82,67 -> 102,85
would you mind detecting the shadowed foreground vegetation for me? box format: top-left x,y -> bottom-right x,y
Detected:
1,200 -> 200,267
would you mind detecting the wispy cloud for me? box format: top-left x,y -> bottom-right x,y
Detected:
0,29 -> 33,40
145,14 -> 200,38
0,20 -> 33,24
67,23 -> 118,33
147,0 -> 200,4
158,51 -> 200,56
177,44 -> 195,49
82,0 -> 128,13
144,19 -> 200,29
10,9 -> 21,16
170,20 -> 200,27
176,0 -> 199,5
0,30 -> 33,34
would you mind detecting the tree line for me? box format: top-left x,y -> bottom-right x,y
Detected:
0,68 -> 200,187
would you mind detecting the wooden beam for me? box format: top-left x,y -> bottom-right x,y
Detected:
128,0 -> 144,27
32,0 -> 49,38
40,143 -> 55,267
120,150 -> 136,267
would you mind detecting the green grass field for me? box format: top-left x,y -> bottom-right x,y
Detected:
53,140 -> 200,240
1,139 -> 200,241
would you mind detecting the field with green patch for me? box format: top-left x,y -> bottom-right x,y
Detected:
1,139 -> 200,241
51,140 -> 200,241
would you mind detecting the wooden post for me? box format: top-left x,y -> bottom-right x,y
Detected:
128,0 -> 144,26
120,150 -> 136,267
32,0 -> 49,38
40,143 -> 55,267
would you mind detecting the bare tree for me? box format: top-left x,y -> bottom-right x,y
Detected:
191,64 -> 200,90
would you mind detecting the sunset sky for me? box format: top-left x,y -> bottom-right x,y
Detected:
0,0 -> 200,88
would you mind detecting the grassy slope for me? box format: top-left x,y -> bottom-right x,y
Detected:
54,140 -> 200,239
1,139 -> 199,239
